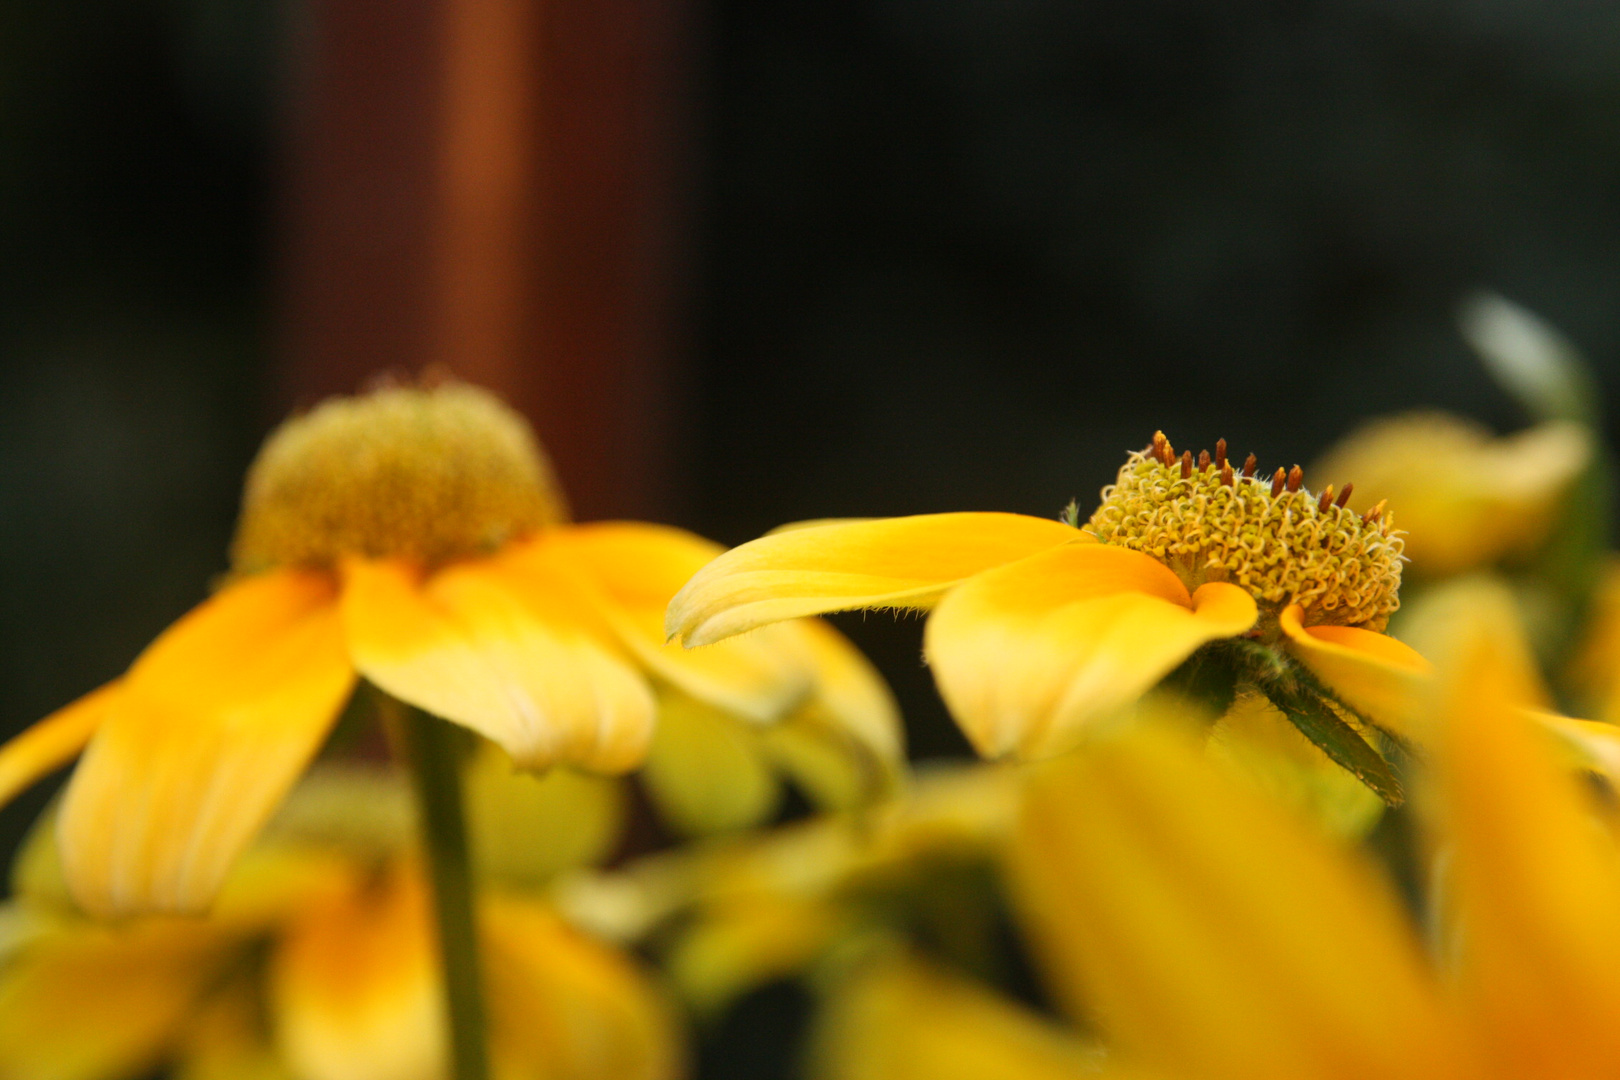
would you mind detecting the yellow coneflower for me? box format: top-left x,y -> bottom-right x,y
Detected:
0,379 -> 895,917
668,432 -> 1427,788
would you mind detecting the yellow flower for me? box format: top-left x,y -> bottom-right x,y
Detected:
668,432 -> 1430,764
1005,585 -> 1620,1080
0,380 -> 896,915
0,768 -> 684,1080
1312,412 -> 1590,577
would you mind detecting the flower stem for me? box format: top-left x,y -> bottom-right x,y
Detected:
389,697 -> 491,1080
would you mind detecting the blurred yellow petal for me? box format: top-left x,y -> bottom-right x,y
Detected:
1205,692 -> 1384,838
925,544 -> 1255,759
807,955 -> 1107,1080
665,897 -> 841,1017
1429,589 -> 1620,1075
667,512 -> 1080,646
641,691 -> 781,836
1013,724 -> 1468,1080
269,863 -> 444,1080
0,681 -> 119,809
1279,604 -> 1430,737
466,743 -> 626,887
792,617 -> 905,772
341,557 -> 654,773
0,918 -> 237,1080
1313,413 -> 1590,575
174,975 -> 292,1080
57,570 -> 354,915
513,526 -> 817,724
482,896 -> 684,1080
1568,557 -> 1620,724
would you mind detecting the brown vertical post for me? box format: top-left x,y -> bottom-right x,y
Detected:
277,0 -> 689,521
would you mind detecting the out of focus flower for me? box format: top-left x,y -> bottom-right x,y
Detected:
669,433 -> 1427,802
559,764 -> 1021,1020
0,379 -> 898,915
1312,412 -> 1590,578
998,584 -> 1620,1080
0,766 -> 683,1080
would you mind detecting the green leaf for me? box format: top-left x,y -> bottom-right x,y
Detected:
1458,292 -> 1598,425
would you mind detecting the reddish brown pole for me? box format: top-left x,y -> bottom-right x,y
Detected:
276,0 -> 688,521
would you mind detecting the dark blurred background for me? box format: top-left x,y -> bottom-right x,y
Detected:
4,0 -> 1620,885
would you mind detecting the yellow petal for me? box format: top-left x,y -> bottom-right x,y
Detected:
807,956 -> 1107,1080
341,557 -> 654,773
173,973 -> 290,1080
0,681 -> 119,809
57,571 -> 354,915
1012,723 -> 1468,1080
667,512 -> 1081,646
924,544 -> 1255,759
665,897 -> 841,1017
268,863 -> 444,1080
482,895 -> 684,1080
640,690 -> 782,836
0,917 -> 238,1080
513,526 -> 817,724
465,743 -> 626,887
1427,589 -> 1620,1075
1279,605 -> 1431,738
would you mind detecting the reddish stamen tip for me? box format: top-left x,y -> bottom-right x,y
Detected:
1242,453 -> 1257,478
1317,486 -> 1334,513
1220,462 -> 1234,487
1286,465 -> 1303,493
1180,451 -> 1193,479
1197,449 -> 1211,472
1362,499 -> 1386,525
1270,468 -> 1286,497
1335,482 -> 1353,508
1215,438 -> 1228,470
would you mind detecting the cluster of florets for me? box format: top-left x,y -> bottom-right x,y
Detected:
1085,432 -> 1405,630
231,378 -> 567,571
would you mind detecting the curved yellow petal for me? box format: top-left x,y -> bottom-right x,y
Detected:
341,558 -> 654,773
482,896 -> 684,1080
1013,724 -> 1470,1080
513,526 -> 817,724
0,918 -> 238,1080
807,956 -> 1106,1080
0,681 -> 120,809
666,512 -> 1081,646
1428,593 -> 1620,1075
1279,605 -> 1431,737
924,544 -> 1255,760
640,690 -> 782,836
466,744 -> 627,887
57,571 -> 354,916
269,863 -> 444,1080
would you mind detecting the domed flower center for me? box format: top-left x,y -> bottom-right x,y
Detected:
231,380 -> 567,571
1085,432 -> 1405,631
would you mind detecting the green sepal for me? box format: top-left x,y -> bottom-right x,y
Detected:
1257,668 -> 1406,808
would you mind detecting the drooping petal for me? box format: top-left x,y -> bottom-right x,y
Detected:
666,512 -> 1082,646
57,571 -> 354,915
924,544 -> 1256,759
807,956 -> 1108,1080
1012,723 -> 1470,1080
482,895 -> 684,1080
340,557 -> 655,773
0,917 -> 239,1080
1427,588 -> 1620,1076
268,863 -> 444,1080
1279,605 -> 1431,738
506,526 -> 816,724
0,681 -> 120,809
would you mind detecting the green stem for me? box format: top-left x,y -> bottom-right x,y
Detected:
388,697 -> 490,1080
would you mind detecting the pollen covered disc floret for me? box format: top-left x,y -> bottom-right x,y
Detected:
231,380 -> 567,571
1086,432 -> 1405,632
